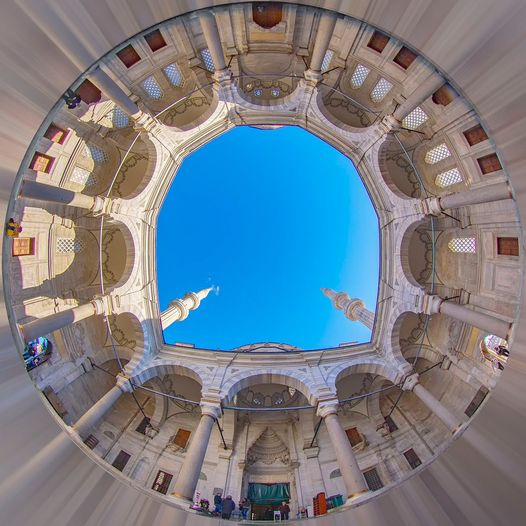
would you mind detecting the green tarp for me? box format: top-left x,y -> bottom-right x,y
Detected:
248,483 -> 290,504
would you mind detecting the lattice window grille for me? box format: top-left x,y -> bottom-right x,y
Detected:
163,63 -> 184,87
435,168 -> 462,188
350,64 -> 370,88
321,49 -> 333,72
201,48 -> 215,72
109,107 -> 129,128
70,166 -> 96,187
402,106 -> 428,130
56,238 -> 86,254
448,238 -> 476,253
271,88 -> 280,97
84,144 -> 107,164
370,78 -> 393,102
142,76 -> 163,100
425,143 -> 451,164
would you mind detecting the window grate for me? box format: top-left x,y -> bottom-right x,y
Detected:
109,107 -> 129,128
142,76 -> 163,100
201,48 -> 215,72
402,106 -> 428,130
425,143 -> 451,164
56,238 -> 86,254
403,448 -> 422,469
448,237 -> 476,253
435,168 -> 462,188
84,144 -> 107,164
350,64 -> 370,88
363,467 -> 384,491
321,49 -> 333,72
370,78 -> 393,102
163,63 -> 184,87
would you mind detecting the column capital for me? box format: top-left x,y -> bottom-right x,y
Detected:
316,397 -> 340,418
91,295 -> 111,316
402,373 -> 420,392
422,294 -> 443,315
116,373 -> 133,392
422,196 -> 442,216
200,393 -> 222,419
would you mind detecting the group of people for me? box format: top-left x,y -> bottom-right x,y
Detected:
213,494 -> 250,520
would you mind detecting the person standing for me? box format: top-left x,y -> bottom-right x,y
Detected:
221,495 -> 235,519
213,493 -> 222,514
279,501 -> 290,520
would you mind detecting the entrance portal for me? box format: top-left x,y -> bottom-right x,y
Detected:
248,483 -> 290,520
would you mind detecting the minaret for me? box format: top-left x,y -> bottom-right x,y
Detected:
161,287 -> 213,330
321,288 -> 375,330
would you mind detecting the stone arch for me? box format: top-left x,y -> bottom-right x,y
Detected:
377,135 -> 423,199
390,310 -> 427,362
327,359 -> 402,395
91,345 -> 134,368
220,368 -> 316,405
147,377 -> 168,430
129,360 -> 206,389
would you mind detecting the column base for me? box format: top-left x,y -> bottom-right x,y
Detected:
170,493 -> 193,509
347,488 -> 369,500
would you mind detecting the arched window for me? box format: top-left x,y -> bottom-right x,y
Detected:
84,144 -> 107,163
448,237 -> 476,253
370,78 -> 392,102
200,48 -> 215,72
425,143 -> 451,164
402,106 -> 428,130
163,63 -> 184,87
321,49 -> 333,72
350,64 -> 370,88
435,168 -> 462,188
142,76 -> 163,99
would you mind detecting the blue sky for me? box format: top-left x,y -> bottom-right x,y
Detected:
157,126 -> 379,350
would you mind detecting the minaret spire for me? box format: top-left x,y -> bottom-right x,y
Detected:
321,288 -> 375,330
161,287 -> 213,330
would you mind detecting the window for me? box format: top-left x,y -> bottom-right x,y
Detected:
142,76 -> 163,100
84,144 -> 107,163
44,123 -> 68,144
402,106 -> 428,130
144,29 -> 166,52
370,78 -> 393,102
321,49 -> 333,72
152,470 -> 173,494
367,30 -> 390,53
109,107 -> 129,128
435,168 -> 462,188
497,237 -> 519,256
170,428 -> 191,448
393,46 -> 418,69
403,448 -> 422,469
201,48 -> 215,72
465,387 -> 489,418
70,166 -> 96,187
252,2 -> 283,28
163,63 -> 184,87
112,450 -> 131,471
76,79 -> 102,104
477,153 -> 502,174
135,416 -> 151,435
30,152 -> 54,173
350,64 -> 370,88
117,44 -> 141,68
12,238 -> 35,257
363,467 -> 384,491
84,434 -> 99,449
463,125 -> 488,146
384,415 -> 398,432
271,87 -> 280,97
424,143 -> 451,164
56,238 -> 86,254
448,237 -> 476,253
345,427 -> 362,447
432,84 -> 455,106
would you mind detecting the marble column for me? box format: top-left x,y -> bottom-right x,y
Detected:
198,11 -> 228,73
403,374 -> 461,433
172,400 -> 222,501
317,401 -> 368,499
425,295 -> 511,340
20,180 -> 103,212
393,71 -> 444,121
18,298 -> 106,343
88,67 -> 141,117
308,12 -> 338,74
72,380 -> 128,439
